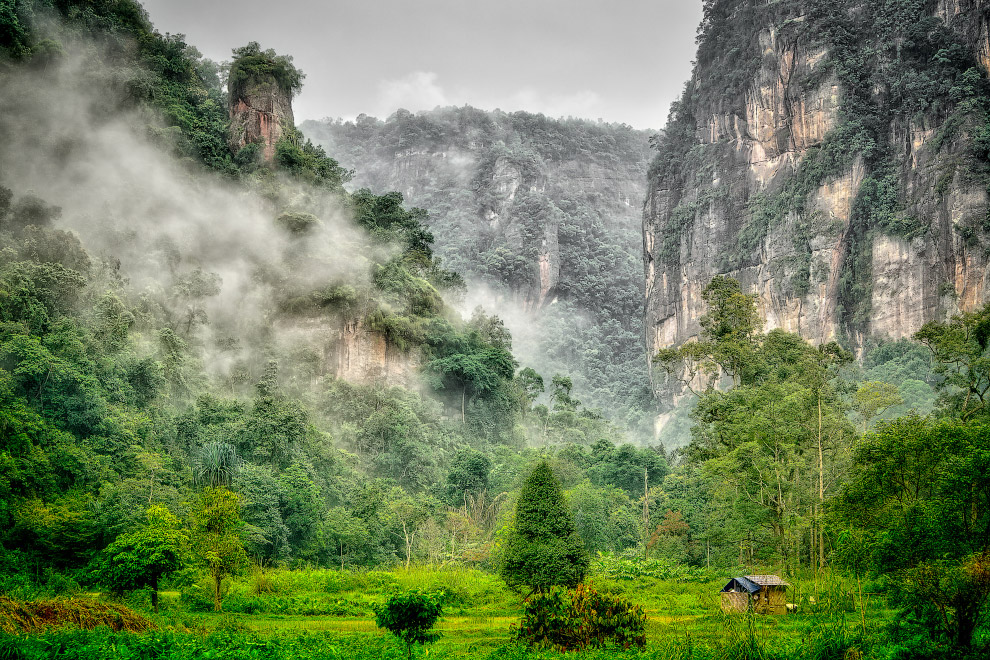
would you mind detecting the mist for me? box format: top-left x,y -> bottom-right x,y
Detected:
0,39 -> 377,393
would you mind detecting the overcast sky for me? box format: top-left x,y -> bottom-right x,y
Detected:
140,1 -> 702,131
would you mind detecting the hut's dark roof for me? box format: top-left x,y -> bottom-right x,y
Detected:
720,577 -> 761,594
720,575 -> 789,593
745,575 -> 789,587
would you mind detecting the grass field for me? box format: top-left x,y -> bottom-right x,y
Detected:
0,562 -> 907,659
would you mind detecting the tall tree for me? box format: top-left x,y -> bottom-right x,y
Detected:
191,487 -> 248,612
499,461 -> 588,592
100,505 -> 187,613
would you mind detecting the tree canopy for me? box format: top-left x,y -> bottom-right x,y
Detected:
499,462 -> 588,592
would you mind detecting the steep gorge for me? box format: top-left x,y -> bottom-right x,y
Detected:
644,0 -> 990,404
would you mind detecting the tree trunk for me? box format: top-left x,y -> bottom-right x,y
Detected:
403,521 -> 413,569
817,392 -> 825,570
151,576 -> 159,613
213,572 -> 222,612
641,468 -> 650,558
954,599 -> 980,649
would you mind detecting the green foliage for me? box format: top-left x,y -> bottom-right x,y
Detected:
274,128 -> 351,190
374,590 -> 443,660
194,441 -> 239,489
100,505 -> 186,612
499,462 -> 589,592
914,302 -> 990,421
851,380 -> 903,432
839,415 -> 990,648
275,211 -> 321,235
191,487 -> 248,612
227,41 -> 304,99
516,583 -> 646,651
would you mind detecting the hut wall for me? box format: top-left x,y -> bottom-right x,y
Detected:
767,586 -> 787,615
752,587 -> 787,615
721,591 -> 750,614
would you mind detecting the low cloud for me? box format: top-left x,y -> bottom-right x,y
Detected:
376,71 -> 449,116
374,70 -> 602,121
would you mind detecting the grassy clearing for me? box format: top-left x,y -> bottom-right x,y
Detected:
0,565 -> 898,659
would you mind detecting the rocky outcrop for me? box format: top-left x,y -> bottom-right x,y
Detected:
644,1 -> 990,402
938,0 -> 990,75
332,320 -> 421,388
228,74 -> 294,162
277,317 -> 421,389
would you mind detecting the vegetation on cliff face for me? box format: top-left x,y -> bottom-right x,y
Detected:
226,40 -> 304,100
303,108 -> 656,440
648,0 -> 990,349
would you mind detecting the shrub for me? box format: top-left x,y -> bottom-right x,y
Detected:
374,590 -> 443,660
515,584 -> 646,651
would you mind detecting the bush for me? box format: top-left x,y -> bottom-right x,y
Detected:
515,584 -> 646,651
374,590 -> 443,660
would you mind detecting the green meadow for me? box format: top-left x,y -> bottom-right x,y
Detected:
0,561 -> 907,660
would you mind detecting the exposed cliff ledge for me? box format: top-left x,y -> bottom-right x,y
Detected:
644,0 -> 990,405
228,79 -> 294,162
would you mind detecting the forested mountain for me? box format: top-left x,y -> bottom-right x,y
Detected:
302,111 -> 657,439
2,3 -> 990,657
645,0 -> 990,409
0,0 -> 662,576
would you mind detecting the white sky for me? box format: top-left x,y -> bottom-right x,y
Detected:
140,0 -> 703,130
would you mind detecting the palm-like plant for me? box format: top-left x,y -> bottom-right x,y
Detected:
194,441 -> 240,488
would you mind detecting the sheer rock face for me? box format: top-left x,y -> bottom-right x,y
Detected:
644,1 -> 990,403
938,0 -> 990,75
228,76 -> 294,162
333,320 -> 420,388
301,111 -> 650,314
279,317 -> 421,389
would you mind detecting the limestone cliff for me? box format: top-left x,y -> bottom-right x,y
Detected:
332,320 -> 421,388
303,109 -> 649,312
644,0 -> 990,402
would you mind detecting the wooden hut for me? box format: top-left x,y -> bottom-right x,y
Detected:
720,575 -> 789,615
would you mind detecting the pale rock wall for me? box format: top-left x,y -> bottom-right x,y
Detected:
229,78 -> 294,162
274,317 -> 421,389
333,320 -> 421,388
644,2 -> 990,402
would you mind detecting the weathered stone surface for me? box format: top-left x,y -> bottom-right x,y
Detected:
228,78 -> 294,162
332,320 -> 421,388
938,0 -> 990,75
644,2 -> 990,408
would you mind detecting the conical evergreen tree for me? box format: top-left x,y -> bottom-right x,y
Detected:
499,461 -> 589,592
